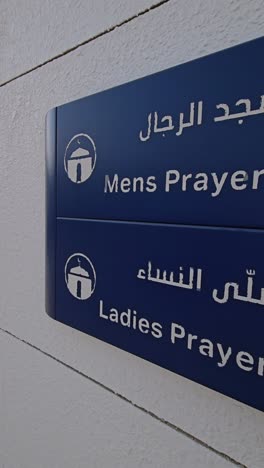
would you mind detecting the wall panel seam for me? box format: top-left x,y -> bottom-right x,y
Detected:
0,326 -> 247,468
0,0 -> 171,89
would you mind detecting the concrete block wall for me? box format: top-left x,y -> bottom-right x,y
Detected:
1,1 -> 264,466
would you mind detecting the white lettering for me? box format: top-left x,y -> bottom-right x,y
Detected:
258,357 -> 264,376
120,177 -> 131,193
231,170 -> 248,190
99,300 -> 109,319
133,177 -> 144,192
187,333 -> 198,350
171,323 -> 185,343
151,322 -> 163,338
120,309 -> 131,327
182,173 -> 193,191
165,170 -> 180,192
199,338 -> 213,357
109,308 -> 119,323
138,317 -> 150,333
236,351 -> 254,371
217,343 -> 232,367
146,176 -> 157,192
104,174 -> 118,193
211,172 -> 228,197
194,173 -> 208,191
253,169 -> 264,190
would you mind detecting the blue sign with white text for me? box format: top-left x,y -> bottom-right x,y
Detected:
55,220 -> 264,412
56,37 -> 264,228
46,37 -> 264,412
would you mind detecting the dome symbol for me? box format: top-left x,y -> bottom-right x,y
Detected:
64,133 -> 97,184
65,253 -> 96,300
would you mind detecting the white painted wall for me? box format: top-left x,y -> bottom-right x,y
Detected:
1,1 -> 264,467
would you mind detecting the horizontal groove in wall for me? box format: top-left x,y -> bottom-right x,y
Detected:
0,326 -> 247,468
0,0 -> 171,89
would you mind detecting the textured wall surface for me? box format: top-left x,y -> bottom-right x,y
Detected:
1,1 -> 264,467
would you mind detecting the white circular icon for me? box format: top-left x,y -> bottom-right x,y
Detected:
64,133 -> 97,184
65,253 -> 96,300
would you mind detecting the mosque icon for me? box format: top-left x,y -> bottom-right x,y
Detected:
65,253 -> 96,300
64,133 -> 97,184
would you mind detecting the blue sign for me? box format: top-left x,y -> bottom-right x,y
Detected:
56,37 -> 264,228
46,37 -> 264,412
